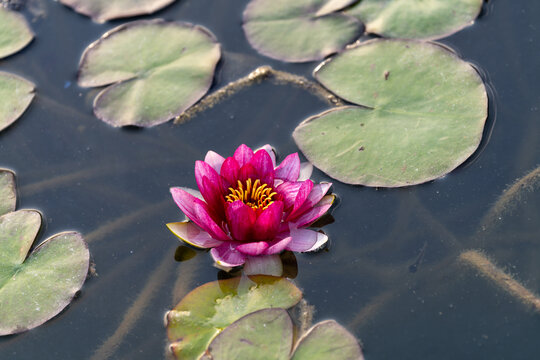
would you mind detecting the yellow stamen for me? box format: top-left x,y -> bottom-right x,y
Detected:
226,179 -> 276,210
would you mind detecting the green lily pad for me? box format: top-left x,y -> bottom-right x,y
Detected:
243,0 -> 362,62
59,0 -> 177,23
0,169 -> 16,216
294,40 -> 487,187
0,7 -> 33,59
203,309 -> 293,360
0,72 -> 35,132
166,276 -> 302,360
78,19 -> 221,127
347,0 -> 483,40
291,320 -> 364,360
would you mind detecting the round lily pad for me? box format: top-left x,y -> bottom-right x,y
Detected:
59,0 -> 177,23
78,20 -> 221,127
204,308 -> 293,360
166,276 -> 302,360
0,72 -> 35,132
0,169 -> 16,216
0,7 -> 33,59
243,0 -> 362,62
291,320 -> 364,360
294,40 -> 487,187
0,211 -> 89,335
346,0 -> 483,40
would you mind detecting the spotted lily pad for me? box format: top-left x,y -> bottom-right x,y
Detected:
203,309 -> 364,360
0,7 -> 33,59
294,40 -> 487,187
166,276 -> 302,360
78,20 -> 221,127
0,172 -> 89,336
347,0 -> 483,40
243,0 -> 362,62
0,72 -> 35,132
59,0 -> 177,23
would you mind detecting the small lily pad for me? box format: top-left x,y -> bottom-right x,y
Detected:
0,7 -> 33,59
0,72 -> 35,132
203,308 -> 293,360
347,0 -> 483,40
294,40 -> 487,187
78,20 -> 221,127
291,320 -> 363,360
0,169 -> 16,216
243,0 -> 362,62
166,276 -> 302,360
59,0 -> 177,23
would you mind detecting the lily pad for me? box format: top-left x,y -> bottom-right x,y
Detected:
243,0 -> 362,62
0,7 -> 33,59
59,0 -> 177,23
294,40 -> 487,187
203,308 -> 293,360
347,0 -> 483,40
0,169 -> 16,216
166,275 -> 302,360
78,20 -> 221,127
0,72 -> 35,132
291,320 -> 363,360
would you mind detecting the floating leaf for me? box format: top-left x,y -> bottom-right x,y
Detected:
243,0 -> 362,62
0,7 -> 33,59
291,320 -> 364,360
294,40 -> 487,187
166,276 -> 302,360
78,20 -> 221,127
59,0 -> 177,23
0,72 -> 35,132
347,0 -> 483,40
0,169 -> 16,216
203,309 -> 293,360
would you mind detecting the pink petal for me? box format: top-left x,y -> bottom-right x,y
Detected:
239,163 -> 258,182
204,151 -> 225,173
236,241 -> 270,256
210,242 -> 246,267
249,149 -> 274,185
294,195 -> 335,228
193,201 -> 230,241
288,180 -> 313,219
195,160 -> 225,198
264,236 -> 292,255
166,221 -> 223,248
170,187 -> 202,223
243,255 -> 283,276
276,181 -> 303,210
298,162 -> 313,181
252,201 -> 283,241
226,201 -> 256,241
286,228 -> 328,252
256,144 -> 277,167
275,153 -> 300,181
221,157 -> 240,187
234,144 -> 254,167
289,182 -> 332,221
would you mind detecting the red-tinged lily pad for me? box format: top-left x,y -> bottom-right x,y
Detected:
166,276 -> 302,360
0,7 -> 33,59
59,0 -> 177,23
0,172 -> 90,336
294,40 -> 488,187
242,0 -> 362,62
346,0 -> 483,40
0,169 -> 16,216
78,20 -> 221,127
0,72 -> 35,132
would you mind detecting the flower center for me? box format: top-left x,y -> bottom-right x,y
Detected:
225,179 -> 277,210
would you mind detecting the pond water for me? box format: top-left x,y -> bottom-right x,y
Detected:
1,0 -> 539,359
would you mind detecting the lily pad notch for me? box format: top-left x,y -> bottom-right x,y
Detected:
78,19 -> 221,127
0,169 -> 90,336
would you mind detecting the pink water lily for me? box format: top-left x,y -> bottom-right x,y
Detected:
167,144 -> 334,268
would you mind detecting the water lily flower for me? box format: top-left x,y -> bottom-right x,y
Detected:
167,144 -> 333,269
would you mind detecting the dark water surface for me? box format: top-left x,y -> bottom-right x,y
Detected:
1,0 -> 539,359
